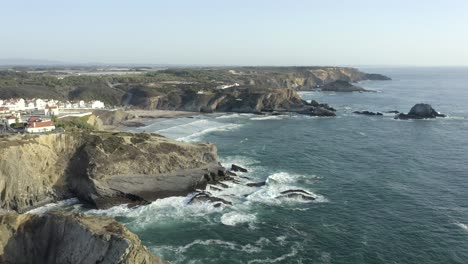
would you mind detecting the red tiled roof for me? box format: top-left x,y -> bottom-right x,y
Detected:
6,116 -> 17,120
0,107 -> 9,111
26,121 -> 55,129
45,105 -> 58,109
27,116 -> 41,122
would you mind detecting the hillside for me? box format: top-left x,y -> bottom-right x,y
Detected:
0,67 -> 390,108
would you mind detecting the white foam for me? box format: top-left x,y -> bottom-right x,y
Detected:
86,195 -> 225,230
27,198 -> 80,215
247,244 -> 299,263
156,239 -> 262,254
177,123 -> 242,142
216,113 -> 242,119
455,222 -> 468,231
221,211 -> 257,226
250,116 -> 283,121
246,172 -> 327,205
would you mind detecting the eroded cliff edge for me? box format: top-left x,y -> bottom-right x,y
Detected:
0,132 -> 224,212
0,211 -> 166,264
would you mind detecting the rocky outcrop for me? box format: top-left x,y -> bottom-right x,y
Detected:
353,111 -> 383,116
223,67 -> 390,91
0,132 -> 223,212
395,104 -> 446,119
0,211 -> 166,264
320,80 -> 368,92
231,164 -> 248,173
130,87 -> 336,117
276,189 -> 316,201
93,109 -> 136,128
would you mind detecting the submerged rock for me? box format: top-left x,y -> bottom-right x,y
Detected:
246,181 -> 266,187
276,189 -> 316,201
0,212 -> 166,264
188,192 -> 232,207
231,164 -> 248,173
395,104 -> 446,119
353,111 -> 383,116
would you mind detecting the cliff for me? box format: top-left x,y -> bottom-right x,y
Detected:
0,66 -> 390,106
0,211 -> 166,263
0,132 -> 223,212
128,87 -> 336,116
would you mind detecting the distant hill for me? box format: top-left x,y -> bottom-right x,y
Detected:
0,58 -> 67,66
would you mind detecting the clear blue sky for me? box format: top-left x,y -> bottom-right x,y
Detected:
1,0 -> 468,66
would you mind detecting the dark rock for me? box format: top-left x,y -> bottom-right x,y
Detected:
353,111 -> 383,116
188,192 -> 232,206
386,110 -> 400,114
276,189 -> 316,201
246,181 -> 266,187
321,80 -> 368,92
395,103 -> 446,119
0,212 -> 166,264
231,164 -> 248,173
365,73 -> 392,80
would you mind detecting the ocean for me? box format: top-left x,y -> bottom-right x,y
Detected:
84,67 -> 468,263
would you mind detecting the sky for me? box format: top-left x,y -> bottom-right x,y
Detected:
1,0 -> 468,66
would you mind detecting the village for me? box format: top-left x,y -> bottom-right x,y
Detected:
0,98 -> 106,134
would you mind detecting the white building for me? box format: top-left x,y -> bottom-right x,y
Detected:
4,98 -> 26,111
4,115 -> 19,126
35,99 -> 46,110
44,106 -> 59,116
25,120 -> 55,133
0,106 -> 9,114
91,100 -> 105,109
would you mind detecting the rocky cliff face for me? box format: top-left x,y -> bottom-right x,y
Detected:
0,211 -> 166,264
221,67 -> 390,90
0,132 -> 222,212
129,87 -> 335,116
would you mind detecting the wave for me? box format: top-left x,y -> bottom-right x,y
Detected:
216,113 -> 243,119
85,195 -> 225,230
455,222 -> 468,231
246,172 -> 327,205
220,211 -> 257,226
250,116 -> 284,121
27,198 -> 80,215
176,123 -> 242,142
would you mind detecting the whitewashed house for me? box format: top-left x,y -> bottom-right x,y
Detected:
35,99 -> 46,110
0,106 -> 9,114
25,120 -> 55,133
44,106 -> 59,116
5,115 -> 19,126
91,100 -> 105,109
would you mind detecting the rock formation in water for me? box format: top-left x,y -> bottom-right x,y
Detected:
353,111 -> 383,116
320,80 -> 368,92
395,104 -> 446,119
0,132 -> 225,212
0,211 -> 166,263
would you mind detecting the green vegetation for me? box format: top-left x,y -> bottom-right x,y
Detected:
53,116 -> 95,131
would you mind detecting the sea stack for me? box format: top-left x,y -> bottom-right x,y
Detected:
395,103 -> 446,119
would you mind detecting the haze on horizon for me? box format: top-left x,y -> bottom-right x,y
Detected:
1,0 -> 468,66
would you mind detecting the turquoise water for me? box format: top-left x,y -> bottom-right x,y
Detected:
90,67 -> 468,263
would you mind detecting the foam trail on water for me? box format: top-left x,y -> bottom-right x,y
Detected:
27,198 -> 80,215
250,116 -> 284,121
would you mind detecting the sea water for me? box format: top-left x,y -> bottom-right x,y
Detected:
89,67 -> 468,263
